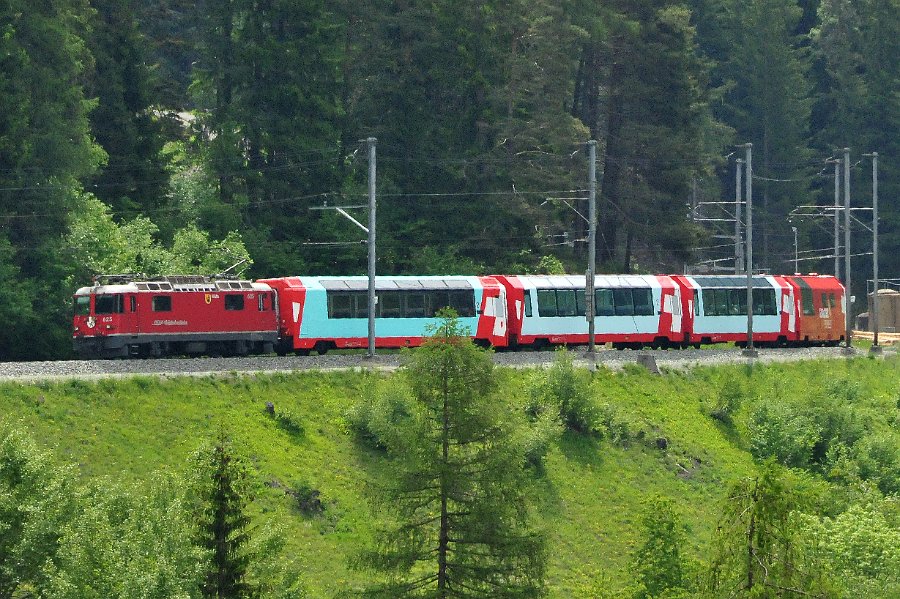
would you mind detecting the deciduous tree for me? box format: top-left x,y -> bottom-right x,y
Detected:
355,313 -> 546,597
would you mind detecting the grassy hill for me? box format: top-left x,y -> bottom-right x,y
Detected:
2,354 -> 898,597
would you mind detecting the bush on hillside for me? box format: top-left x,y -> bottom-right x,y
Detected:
528,348 -> 600,435
747,400 -> 821,468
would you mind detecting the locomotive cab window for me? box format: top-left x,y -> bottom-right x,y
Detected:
258,294 -> 267,311
74,295 -> 90,316
523,291 -> 533,317
152,296 -> 172,312
225,294 -> 245,311
95,294 -> 124,314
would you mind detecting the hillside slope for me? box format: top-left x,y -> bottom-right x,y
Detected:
2,355 -> 898,596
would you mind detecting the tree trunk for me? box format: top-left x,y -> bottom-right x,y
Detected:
437,351 -> 450,595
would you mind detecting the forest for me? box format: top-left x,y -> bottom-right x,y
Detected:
1,0 -> 897,360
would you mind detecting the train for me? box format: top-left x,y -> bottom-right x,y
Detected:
72,272 -> 846,358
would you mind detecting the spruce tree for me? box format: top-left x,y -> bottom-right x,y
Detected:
192,434 -> 257,599
355,313 -> 546,598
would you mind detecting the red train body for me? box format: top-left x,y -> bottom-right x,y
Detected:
72,275 -> 278,358
71,273 -> 845,358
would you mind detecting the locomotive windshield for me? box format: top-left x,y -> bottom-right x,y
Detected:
74,295 -> 90,316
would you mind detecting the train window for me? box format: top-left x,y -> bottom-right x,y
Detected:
523,291 -> 533,317
74,296 -> 90,316
328,293 -> 352,318
821,293 -> 828,309
130,296 -> 136,312
449,291 -> 475,317
829,293 -> 837,309
536,289 -> 557,317
633,289 -> 654,316
596,289 -> 615,316
693,290 -> 700,315
258,294 -> 267,311
613,289 -> 634,316
753,289 -> 776,315
379,292 -> 401,318
728,289 -> 744,315
575,289 -> 586,316
225,295 -> 245,311
152,296 -> 172,312
95,294 -> 123,314
556,290 -> 577,317
353,293 -> 369,318
715,289 -> 729,316
404,292 -> 427,318
801,289 -> 815,315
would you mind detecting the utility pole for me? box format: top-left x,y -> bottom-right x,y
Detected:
831,159 -> 841,280
587,140 -> 597,354
735,159 -> 744,274
742,143 -> 756,357
366,137 -> 377,358
863,152 -> 880,353
792,226 -> 798,274
843,147 -> 853,353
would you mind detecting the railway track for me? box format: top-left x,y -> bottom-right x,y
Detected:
0,345 -> 892,382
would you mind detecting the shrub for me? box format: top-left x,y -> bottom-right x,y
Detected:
529,349 -> 600,434
708,377 -> 744,424
747,400 -> 821,468
521,410 -> 563,469
344,379 -> 414,450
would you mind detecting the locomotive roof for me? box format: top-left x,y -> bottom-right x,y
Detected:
74,278 -> 271,295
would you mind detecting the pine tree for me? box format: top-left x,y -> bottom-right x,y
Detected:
719,0 -> 813,271
192,434 -> 257,599
86,0 -> 168,215
355,313 -> 546,598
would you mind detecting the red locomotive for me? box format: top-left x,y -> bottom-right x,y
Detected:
72,275 -> 278,358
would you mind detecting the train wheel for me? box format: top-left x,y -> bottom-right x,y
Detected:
314,341 -> 330,355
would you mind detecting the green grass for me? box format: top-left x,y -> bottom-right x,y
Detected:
2,355 -> 898,597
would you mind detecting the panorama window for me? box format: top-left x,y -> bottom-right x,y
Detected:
596,289 -> 615,316
537,289 -> 558,317
753,289 -> 777,315
556,289 -> 577,317
613,289 -> 633,316
633,289 -> 654,316
326,289 -> 476,319
378,292 -> 402,318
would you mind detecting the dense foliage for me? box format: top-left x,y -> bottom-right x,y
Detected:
0,0 -> 897,360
